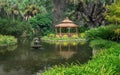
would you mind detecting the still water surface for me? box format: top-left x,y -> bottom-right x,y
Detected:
0,39 -> 92,75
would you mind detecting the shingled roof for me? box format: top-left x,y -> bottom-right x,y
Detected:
55,17 -> 78,28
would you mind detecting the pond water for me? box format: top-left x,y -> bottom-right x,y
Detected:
0,39 -> 92,75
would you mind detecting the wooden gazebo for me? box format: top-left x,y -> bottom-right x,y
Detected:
55,17 -> 78,37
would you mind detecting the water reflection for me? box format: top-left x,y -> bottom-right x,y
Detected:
55,42 -> 78,59
0,45 -> 17,53
0,39 -> 92,75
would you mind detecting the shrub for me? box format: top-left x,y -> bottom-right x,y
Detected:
48,33 -> 55,38
90,39 -> 117,50
71,34 -> 79,39
113,28 -> 120,42
62,35 -> 68,39
29,13 -> 53,36
78,26 -> 89,33
79,33 -> 86,39
0,35 -> 17,46
0,18 -> 32,37
56,35 -> 60,38
85,25 -> 120,42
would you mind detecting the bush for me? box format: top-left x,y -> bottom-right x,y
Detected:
113,28 -> 120,42
90,39 -> 117,50
29,13 -> 53,36
48,33 -> 55,38
56,35 -> 60,38
62,35 -> 68,39
0,18 -> 32,37
79,33 -> 86,39
85,25 -> 120,42
0,35 -> 17,46
78,26 -> 89,33
71,34 -> 79,39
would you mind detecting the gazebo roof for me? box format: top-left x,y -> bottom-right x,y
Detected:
55,17 -> 78,28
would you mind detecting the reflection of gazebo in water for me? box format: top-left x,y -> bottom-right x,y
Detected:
55,17 -> 78,37
59,50 -> 76,59
56,43 -> 77,59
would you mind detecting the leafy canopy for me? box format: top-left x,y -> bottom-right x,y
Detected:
105,0 -> 120,24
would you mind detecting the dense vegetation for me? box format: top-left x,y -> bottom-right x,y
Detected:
41,34 -> 82,42
0,35 -> 17,46
0,0 -> 120,75
41,25 -> 120,75
0,0 -> 116,37
85,25 -> 120,42
105,0 -> 120,24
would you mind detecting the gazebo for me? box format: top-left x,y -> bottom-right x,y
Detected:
55,17 -> 78,37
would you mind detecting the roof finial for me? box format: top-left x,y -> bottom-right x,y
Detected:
66,17 -> 69,20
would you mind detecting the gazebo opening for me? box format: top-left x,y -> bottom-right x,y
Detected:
55,17 -> 78,37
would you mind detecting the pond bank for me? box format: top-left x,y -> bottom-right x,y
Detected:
41,36 -> 86,42
40,25 -> 120,75
41,39 -> 120,75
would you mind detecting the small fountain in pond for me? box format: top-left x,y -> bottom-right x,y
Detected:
32,37 -> 42,49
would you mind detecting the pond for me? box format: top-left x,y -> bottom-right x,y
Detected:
0,38 -> 92,75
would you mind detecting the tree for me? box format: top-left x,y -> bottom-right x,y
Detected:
76,0 -> 115,27
0,0 -> 52,20
29,13 -> 53,36
105,0 -> 120,24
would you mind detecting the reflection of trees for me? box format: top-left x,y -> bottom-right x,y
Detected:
0,45 -> 17,53
0,42 -> 62,74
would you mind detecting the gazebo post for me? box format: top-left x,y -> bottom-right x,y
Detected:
55,17 -> 78,37
55,28 -> 57,35
60,27 -> 62,37
76,27 -> 78,36
68,27 -> 70,37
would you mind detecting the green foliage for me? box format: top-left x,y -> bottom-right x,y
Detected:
105,0 -> 120,24
62,35 -> 69,39
41,35 -> 81,42
0,0 -> 53,20
41,25 -> 120,75
113,28 -> 120,41
78,26 -> 89,33
23,4 -> 40,17
85,25 -> 120,42
90,39 -> 117,50
0,18 -> 32,37
48,33 -> 55,38
71,34 -> 79,39
29,13 -> 53,36
79,33 -> 86,39
0,35 -> 17,46
41,41 -> 120,75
